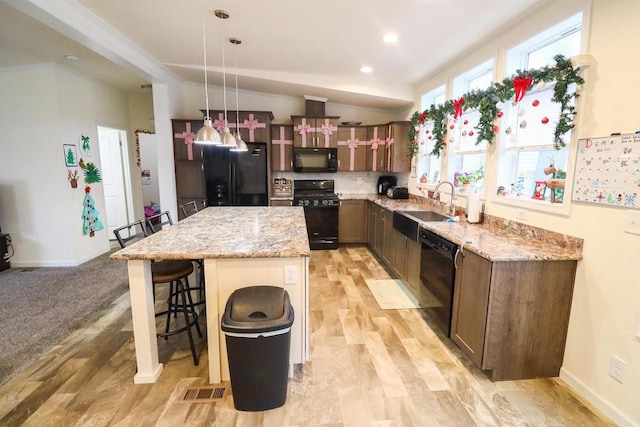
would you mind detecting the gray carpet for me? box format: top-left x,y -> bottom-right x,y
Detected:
0,249 -> 129,388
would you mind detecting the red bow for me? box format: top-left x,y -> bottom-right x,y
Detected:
513,77 -> 533,103
419,112 -> 427,124
453,97 -> 465,119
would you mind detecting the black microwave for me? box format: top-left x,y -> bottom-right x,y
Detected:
293,147 -> 338,173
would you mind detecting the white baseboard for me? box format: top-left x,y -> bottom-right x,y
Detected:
8,247 -> 110,268
560,367 -> 638,427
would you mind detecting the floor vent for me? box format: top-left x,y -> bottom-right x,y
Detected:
180,386 -> 227,403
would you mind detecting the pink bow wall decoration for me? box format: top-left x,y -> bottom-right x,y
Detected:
337,127 -> 360,171
319,119 -> 336,148
386,125 -> 394,166
175,122 -> 196,160
272,126 -> 293,171
242,113 -> 266,142
213,113 -> 234,133
369,126 -> 382,171
295,118 -> 313,147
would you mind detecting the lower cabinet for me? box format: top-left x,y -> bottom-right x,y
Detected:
451,250 -> 578,381
381,208 -> 394,266
338,199 -> 367,243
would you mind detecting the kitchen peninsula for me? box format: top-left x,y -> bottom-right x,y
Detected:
110,206 -> 310,385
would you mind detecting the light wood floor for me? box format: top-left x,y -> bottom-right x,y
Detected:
0,246 -> 614,426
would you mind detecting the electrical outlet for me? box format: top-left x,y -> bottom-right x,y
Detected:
357,177 -> 363,184
284,265 -> 298,284
515,208 -> 528,221
609,355 -> 626,383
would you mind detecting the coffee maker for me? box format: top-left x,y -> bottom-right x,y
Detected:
377,175 -> 397,195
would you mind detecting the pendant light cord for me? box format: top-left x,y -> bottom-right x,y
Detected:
234,45 -> 240,130
201,13 -> 210,118
222,21 -> 228,125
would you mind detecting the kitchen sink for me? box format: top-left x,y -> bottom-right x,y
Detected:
392,210 -> 449,242
397,210 -> 449,223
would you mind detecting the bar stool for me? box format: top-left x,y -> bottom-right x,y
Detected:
153,209 -> 207,311
113,219 -> 202,365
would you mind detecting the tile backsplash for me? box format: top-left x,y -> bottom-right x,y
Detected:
273,172 -> 411,195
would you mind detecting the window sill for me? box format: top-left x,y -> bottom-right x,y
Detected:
490,193 -> 570,216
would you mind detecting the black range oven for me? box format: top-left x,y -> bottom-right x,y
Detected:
293,179 -> 339,250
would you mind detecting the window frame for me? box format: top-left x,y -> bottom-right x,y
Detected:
416,85 -> 446,188
491,13 -> 584,216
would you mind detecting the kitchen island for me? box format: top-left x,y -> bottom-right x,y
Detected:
111,206 -> 310,384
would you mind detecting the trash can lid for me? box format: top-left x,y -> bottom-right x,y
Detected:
221,285 -> 294,333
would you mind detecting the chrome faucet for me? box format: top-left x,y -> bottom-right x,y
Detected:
433,181 -> 456,217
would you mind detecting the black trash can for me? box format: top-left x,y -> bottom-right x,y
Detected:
221,285 -> 295,411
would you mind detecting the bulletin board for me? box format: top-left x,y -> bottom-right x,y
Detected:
572,133 -> 640,208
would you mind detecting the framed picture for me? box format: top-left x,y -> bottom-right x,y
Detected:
63,144 -> 78,167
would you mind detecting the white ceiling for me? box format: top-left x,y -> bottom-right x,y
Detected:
0,0 -> 543,111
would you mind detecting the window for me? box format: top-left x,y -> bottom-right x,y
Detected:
450,60 -> 493,188
417,85 -> 445,184
497,13 -> 582,208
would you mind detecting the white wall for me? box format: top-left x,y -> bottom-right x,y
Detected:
412,1 -> 640,425
179,82 -> 409,124
0,64 -> 134,266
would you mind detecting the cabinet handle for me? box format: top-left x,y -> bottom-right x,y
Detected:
454,248 -> 461,270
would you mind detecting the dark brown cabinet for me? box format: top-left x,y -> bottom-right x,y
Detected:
271,125 -> 294,172
368,202 -> 386,257
172,111 -> 272,218
451,250 -> 578,381
381,208 -> 394,266
365,125 -> 387,172
172,119 -> 207,218
337,126 -> 367,171
292,116 -> 340,148
207,110 -> 272,144
384,121 -> 411,173
338,199 -> 367,243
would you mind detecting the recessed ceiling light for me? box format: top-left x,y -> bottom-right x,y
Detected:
65,54 -> 80,61
383,33 -> 398,43
360,66 -> 373,74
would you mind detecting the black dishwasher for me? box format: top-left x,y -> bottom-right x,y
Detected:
420,230 -> 459,336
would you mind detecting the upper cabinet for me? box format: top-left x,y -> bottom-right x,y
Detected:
384,121 -> 411,173
206,110 -> 273,144
172,119 -> 207,216
271,124 -> 294,172
365,125 -> 387,172
337,125 -> 367,171
292,116 -> 340,148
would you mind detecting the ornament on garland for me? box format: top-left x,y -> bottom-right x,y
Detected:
532,99 -> 540,107
79,160 -> 102,184
82,186 -> 104,237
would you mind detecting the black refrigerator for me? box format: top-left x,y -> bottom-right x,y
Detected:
203,142 -> 269,206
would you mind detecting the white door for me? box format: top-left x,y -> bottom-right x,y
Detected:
98,127 -> 129,237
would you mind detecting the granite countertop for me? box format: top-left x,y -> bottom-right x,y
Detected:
110,206 -> 311,261
339,193 -> 582,262
421,222 -> 582,262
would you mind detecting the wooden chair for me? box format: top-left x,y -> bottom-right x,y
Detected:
113,219 -> 202,365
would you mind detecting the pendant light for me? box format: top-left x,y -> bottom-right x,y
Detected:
215,10 -> 237,148
229,37 -> 248,152
194,10 -> 221,145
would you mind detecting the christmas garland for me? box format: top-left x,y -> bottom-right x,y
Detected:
408,55 -> 585,158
